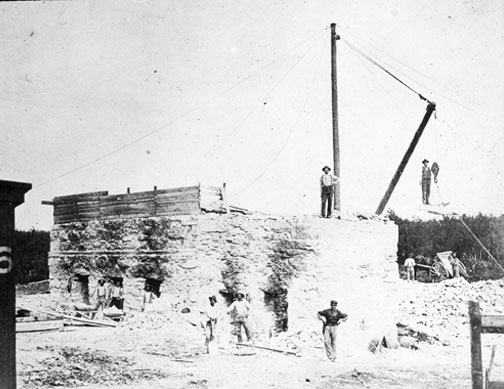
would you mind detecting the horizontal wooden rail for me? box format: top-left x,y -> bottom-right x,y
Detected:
469,301 -> 504,389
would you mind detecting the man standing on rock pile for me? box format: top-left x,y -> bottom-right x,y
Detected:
317,300 -> 348,362
227,291 -> 252,343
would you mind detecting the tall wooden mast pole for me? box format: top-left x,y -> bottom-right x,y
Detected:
331,23 -> 341,211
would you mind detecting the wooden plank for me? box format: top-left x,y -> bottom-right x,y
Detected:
18,306 -> 116,327
155,186 -> 199,195
54,191 -> 108,203
156,205 -> 200,216
155,192 -> 199,202
16,320 -> 63,333
482,315 -> 504,334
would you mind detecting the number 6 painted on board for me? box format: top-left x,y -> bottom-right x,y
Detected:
0,246 -> 12,274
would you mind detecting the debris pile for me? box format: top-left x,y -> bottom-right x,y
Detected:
397,277 -> 504,345
19,346 -> 169,388
119,295 -> 204,342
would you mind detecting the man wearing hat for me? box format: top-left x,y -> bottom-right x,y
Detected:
320,165 -> 339,218
421,159 -> 432,205
204,295 -> 219,353
227,291 -> 252,343
317,300 -> 348,362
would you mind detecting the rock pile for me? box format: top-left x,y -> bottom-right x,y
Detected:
396,277 -> 504,345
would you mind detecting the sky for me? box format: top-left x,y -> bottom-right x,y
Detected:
1,0 -> 503,230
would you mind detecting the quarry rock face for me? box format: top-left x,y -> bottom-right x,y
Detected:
49,213 -> 399,353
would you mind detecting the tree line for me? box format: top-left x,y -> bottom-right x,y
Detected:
388,212 -> 504,281
13,229 -> 50,284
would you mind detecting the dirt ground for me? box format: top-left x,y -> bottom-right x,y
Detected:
17,278 -> 504,389
17,326 -> 474,389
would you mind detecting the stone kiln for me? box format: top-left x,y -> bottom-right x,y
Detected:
49,205 -> 399,352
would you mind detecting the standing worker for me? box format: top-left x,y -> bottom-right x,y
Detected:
404,255 -> 416,282
421,159 -> 432,205
317,300 -> 348,362
204,295 -> 219,354
109,280 -> 124,310
451,252 -> 461,278
91,279 -> 108,319
320,166 -> 339,218
142,285 -> 157,312
227,291 -> 252,343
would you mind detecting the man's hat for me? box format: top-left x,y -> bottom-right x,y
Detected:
330,300 -> 338,305
209,295 -> 217,303
322,166 -> 331,172
422,159 -> 429,164
236,291 -> 245,298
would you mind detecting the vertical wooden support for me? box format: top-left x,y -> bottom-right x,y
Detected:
153,186 -> 158,217
469,301 -> 484,389
330,22 -> 341,211
197,182 -> 202,213
222,182 -> 230,214
0,179 -> 31,389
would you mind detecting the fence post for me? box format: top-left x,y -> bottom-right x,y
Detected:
153,186 -> 157,217
469,301 -> 483,389
197,182 -> 201,213
222,182 -> 230,214
0,179 -> 31,389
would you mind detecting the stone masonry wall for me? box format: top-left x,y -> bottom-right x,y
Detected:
49,213 -> 398,352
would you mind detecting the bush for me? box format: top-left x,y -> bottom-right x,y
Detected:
13,229 -> 50,284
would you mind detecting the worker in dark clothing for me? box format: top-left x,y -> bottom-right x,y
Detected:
317,300 -> 348,362
421,159 -> 432,205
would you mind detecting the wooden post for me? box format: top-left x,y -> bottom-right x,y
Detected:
469,301 -> 484,389
331,22 -> 341,211
197,182 -> 201,213
375,102 -> 436,215
222,182 -> 230,214
153,186 -> 157,217
0,179 -> 31,389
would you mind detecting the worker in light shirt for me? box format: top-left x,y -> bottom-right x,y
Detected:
320,165 -> 339,218
227,291 -> 252,343
204,295 -> 219,353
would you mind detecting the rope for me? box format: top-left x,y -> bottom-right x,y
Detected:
343,38 -> 434,105
189,30 -> 325,179
459,218 -> 504,275
230,36 -> 326,197
346,39 -> 413,121
32,28 -> 326,190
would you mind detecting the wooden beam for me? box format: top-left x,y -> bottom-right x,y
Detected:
236,343 -> 298,356
16,320 -> 63,333
41,201 -> 54,206
482,315 -> 504,334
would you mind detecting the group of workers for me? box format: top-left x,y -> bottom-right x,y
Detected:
202,291 -> 348,362
88,278 -> 125,317
87,278 -> 161,317
404,252 -> 461,282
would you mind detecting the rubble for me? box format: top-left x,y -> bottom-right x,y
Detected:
396,277 -> 504,345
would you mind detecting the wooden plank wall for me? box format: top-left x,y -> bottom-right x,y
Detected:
53,185 -> 227,224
